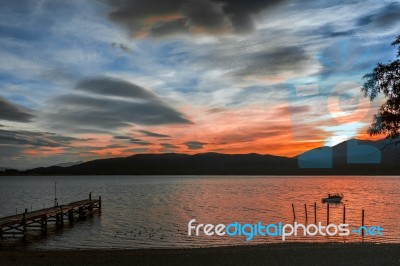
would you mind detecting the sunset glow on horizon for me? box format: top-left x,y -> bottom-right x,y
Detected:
0,0 -> 398,169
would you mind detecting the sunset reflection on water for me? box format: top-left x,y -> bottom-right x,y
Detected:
0,175 -> 398,250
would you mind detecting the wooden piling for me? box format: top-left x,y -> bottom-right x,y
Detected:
327,203 -> 330,225
343,205 -> 346,224
68,209 -> 74,223
40,215 -> 48,234
362,209 -> 365,237
22,209 -> 27,234
292,204 -> 296,221
60,207 -> 64,227
78,206 -> 84,219
41,216 -> 45,232
99,196 -> 102,212
314,202 -> 317,224
304,204 -> 308,222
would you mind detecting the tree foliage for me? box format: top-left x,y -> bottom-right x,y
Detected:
362,35 -> 400,138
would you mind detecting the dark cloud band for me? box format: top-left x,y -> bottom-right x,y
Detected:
184,141 -> 207,150
104,0 -> 286,37
0,96 -> 35,123
46,77 -> 192,132
139,130 -> 170,138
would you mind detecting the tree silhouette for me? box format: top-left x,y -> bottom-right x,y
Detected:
362,35 -> 400,140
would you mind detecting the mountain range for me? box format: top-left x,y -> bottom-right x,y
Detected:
2,138 -> 400,175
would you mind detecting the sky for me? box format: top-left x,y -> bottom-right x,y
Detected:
0,0 -> 399,169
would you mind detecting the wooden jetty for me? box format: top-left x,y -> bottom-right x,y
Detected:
0,194 -> 101,239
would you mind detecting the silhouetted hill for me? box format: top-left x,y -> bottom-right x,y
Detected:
7,138 -> 400,175
52,161 -> 85,168
24,153 -> 298,175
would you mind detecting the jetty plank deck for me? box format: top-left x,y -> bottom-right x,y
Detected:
0,196 -> 101,238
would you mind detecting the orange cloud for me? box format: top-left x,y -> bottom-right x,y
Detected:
134,102 -> 330,157
49,99 -> 380,161
143,13 -> 183,25
24,147 -> 65,157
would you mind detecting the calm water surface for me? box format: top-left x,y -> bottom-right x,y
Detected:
0,176 -> 399,250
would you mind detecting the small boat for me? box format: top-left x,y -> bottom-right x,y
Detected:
321,193 -> 343,203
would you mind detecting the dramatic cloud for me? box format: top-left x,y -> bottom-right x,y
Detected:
0,129 -> 86,147
0,96 -> 35,123
113,135 -> 152,146
76,77 -> 157,100
148,19 -> 188,37
184,141 -> 207,150
113,135 -> 132,140
123,147 -> 147,153
160,143 -> 179,149
46,77 -> 192,132
130,139 -> 152,146
104,0 -> 286,37
111,42 -> 131,53
0,0 -> 397,169
0,128 -> 92,168
138,130 -> 170,138
357,2 -> 400,28
234,46 -> 314,78
190,38 -> 318,82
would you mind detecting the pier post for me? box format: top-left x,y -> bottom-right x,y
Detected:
327,204 -> 330,225
97,196 -> 101,214
22,209 -> 27,234
60,207 -> 64,227
68,209 -> 74,223
314,202 -> 317,224
343,205 -> 346,224
292,204 -> 296,221
89,192 -> 92,201
41,216 -> 45,232
41,215 -> 48,234
362,209 -> 365,237
304,204 -> 308,222
79,206 -> 84,219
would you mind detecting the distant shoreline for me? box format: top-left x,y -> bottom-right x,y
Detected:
2,173 -> 400,176
1,243 -> 399,265
3,139 -> 400,176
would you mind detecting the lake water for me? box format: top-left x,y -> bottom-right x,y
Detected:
0,176 -> 399,250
